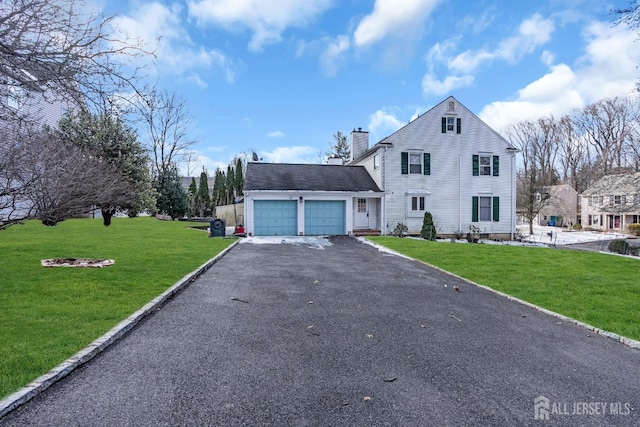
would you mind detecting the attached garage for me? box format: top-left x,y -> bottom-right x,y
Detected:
253,200 -> 297,236
243,163 -> 382,237
304,200 -> 345,235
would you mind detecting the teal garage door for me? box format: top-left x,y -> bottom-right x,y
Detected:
254,200 -> 298,236
304,201 -> 345,235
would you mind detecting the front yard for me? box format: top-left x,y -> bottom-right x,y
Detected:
0,218 -> 235,398
368,237 -> 640,342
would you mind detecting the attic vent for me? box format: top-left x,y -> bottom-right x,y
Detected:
448,101 -> 455,112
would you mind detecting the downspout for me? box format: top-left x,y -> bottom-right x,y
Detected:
382,146 -> 387,235
511,153 -> 516,240
458,154 -> 462,232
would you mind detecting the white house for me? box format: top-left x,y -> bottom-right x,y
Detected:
243,96 -> 518,239
533,184 -> 579,227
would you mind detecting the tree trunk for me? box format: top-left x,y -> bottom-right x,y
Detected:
101,207 -> 116,226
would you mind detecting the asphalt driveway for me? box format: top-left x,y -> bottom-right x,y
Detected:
1,236 -> 638,426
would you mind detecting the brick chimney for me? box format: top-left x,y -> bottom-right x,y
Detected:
350,127 -> 369,161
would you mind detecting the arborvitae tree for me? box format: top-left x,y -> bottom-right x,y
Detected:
225,164 -> 234,204
197,169 -> 211,216
420,212 -> 437,240
234,157 -> 244,197
187,177 -> 197,217
212,168 -> 226,207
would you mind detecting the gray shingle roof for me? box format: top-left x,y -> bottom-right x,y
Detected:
244,163 -> 382,192
581,171 -> 640,196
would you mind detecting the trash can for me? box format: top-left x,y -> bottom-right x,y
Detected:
209,219 -> 226,237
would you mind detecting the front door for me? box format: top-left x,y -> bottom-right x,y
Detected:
355,198 -> 369,228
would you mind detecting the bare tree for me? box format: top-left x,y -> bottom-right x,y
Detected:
573,97 -> 635,178
0,0 -> 153,228
0,129 -> 137,228
507,118 -> 560,234
0,0 -> 152,119
557,115 -> 589,192
135,88 -> 197,177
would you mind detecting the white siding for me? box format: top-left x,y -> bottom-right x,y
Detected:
354,96 -> 516,238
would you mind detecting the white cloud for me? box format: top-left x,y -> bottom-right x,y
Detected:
575,21 -> 639,102
110,2 -> 235,84
368,109 -> 405,141
188,0 -> 333,52
479,64 -> 584,132
448,13 -> 555,74
353,0 -> 441,47
478,20 -> 640,133
422,74 -> 474,96
267,130 -> 285,138
540,50 -> 555,66
260,146 -> 321,163
320,35 -> 350,77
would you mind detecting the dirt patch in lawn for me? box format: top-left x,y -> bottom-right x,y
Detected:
41,258 -> 115,268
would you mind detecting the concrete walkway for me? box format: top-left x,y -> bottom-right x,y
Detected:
1,236 -> 638,426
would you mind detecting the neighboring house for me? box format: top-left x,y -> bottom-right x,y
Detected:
534,184 -> 578,227
243,96 -> 518,239
1,64 -> 79,223
580,172 -> 640,231
1,64 -> 74,129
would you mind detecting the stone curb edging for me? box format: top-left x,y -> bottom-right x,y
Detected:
358,237 -> 640,350
0,239 -> 240,420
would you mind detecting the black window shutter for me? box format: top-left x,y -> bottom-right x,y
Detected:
401,152 -> 408,175
472,155 -> 479,176
441,117 -> 446,133
456,118 -> 461,134
423,153 -> 430,175
472,197 -> 478,222
493,197 -> 500,222
493,156 -> 499,176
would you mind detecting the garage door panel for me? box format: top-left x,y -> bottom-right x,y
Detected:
254,200 -> 297,236
304,200 -> 345,235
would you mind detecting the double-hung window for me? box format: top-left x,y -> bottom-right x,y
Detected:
441,116 -> 462,133
401,152 -> 431,175
472,154 -> 499,176
472,196 -> 499,222
409,153 -> 422,174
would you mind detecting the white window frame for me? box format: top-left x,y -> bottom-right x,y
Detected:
408,196 -> 426,217
409,152 -> 422,174
407,190 -> 429,217
446,116 -> 455,132
478,196 -> 492,221
373,153 -> 380,170
479,155 -> 491,176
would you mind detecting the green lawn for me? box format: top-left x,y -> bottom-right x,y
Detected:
368,237 -> 640,342
0,217 -> 236,398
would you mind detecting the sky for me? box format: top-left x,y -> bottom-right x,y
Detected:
104,0 -> 640,176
